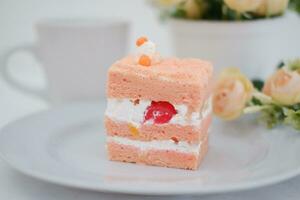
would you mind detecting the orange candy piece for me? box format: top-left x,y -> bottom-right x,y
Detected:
136,36 -> 148,46
138,55 -> 151,66
128,123 -> 139,137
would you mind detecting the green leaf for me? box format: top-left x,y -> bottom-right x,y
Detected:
251,97 -> 263,106
171,8 -> 187,18
290,103 -> 300,111
284,108 -> 300,130
277,61 -> 285,69
202,0 -> 224,20
288,58 -> 300,71
260,104 -> 285,128
252,79 -> 264,91
289,0 -> 300,15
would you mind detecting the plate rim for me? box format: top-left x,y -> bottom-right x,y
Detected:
1,102 -> 300,195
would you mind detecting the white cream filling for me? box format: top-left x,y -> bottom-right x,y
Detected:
105,97 -> 212,127
107,136 -> 201,154
135,40 -> 161,65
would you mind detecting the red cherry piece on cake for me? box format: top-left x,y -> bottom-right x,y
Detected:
144,101 -> 177,124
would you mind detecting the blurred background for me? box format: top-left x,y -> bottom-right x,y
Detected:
0,0 -> 169,54
0,0 -> 173,103
0,0 -> 299,114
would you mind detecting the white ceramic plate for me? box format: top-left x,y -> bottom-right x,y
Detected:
0,101 -> 300,195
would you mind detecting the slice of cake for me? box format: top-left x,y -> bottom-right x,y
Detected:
105,36 -> 213,170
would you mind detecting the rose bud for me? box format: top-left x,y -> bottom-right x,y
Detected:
263,68 -> 300,105
224,0 -> 261,12
213,68 -> 254,120
254,0 -> 289,16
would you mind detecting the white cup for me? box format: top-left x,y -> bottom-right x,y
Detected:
0,19 -> 129,104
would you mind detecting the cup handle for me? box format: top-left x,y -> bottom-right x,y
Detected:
0,44 -> 49,101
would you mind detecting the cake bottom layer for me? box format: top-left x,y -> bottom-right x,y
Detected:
107,137 -> 208,170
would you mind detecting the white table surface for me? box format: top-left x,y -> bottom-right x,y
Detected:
1,65 -> 300,200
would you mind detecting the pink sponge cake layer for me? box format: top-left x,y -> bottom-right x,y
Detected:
107,136 -> 208,170
105,114 -> 212,143
105,47 -> 213,170
107,56 -> 213,112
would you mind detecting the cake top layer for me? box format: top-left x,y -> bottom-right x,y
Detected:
107,36 -> 213,111
110,55 -> 213,85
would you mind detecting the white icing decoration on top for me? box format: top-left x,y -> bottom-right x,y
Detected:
135,39 -> 161,65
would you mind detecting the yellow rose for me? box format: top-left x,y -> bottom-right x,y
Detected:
182,0 -> 205,19
213,68 -> 254,120
263,68 -> 300,105
150,0 -> 182,8
224,0 -> 261,12
254,0 -> 289,16
151,0 -> 205,19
